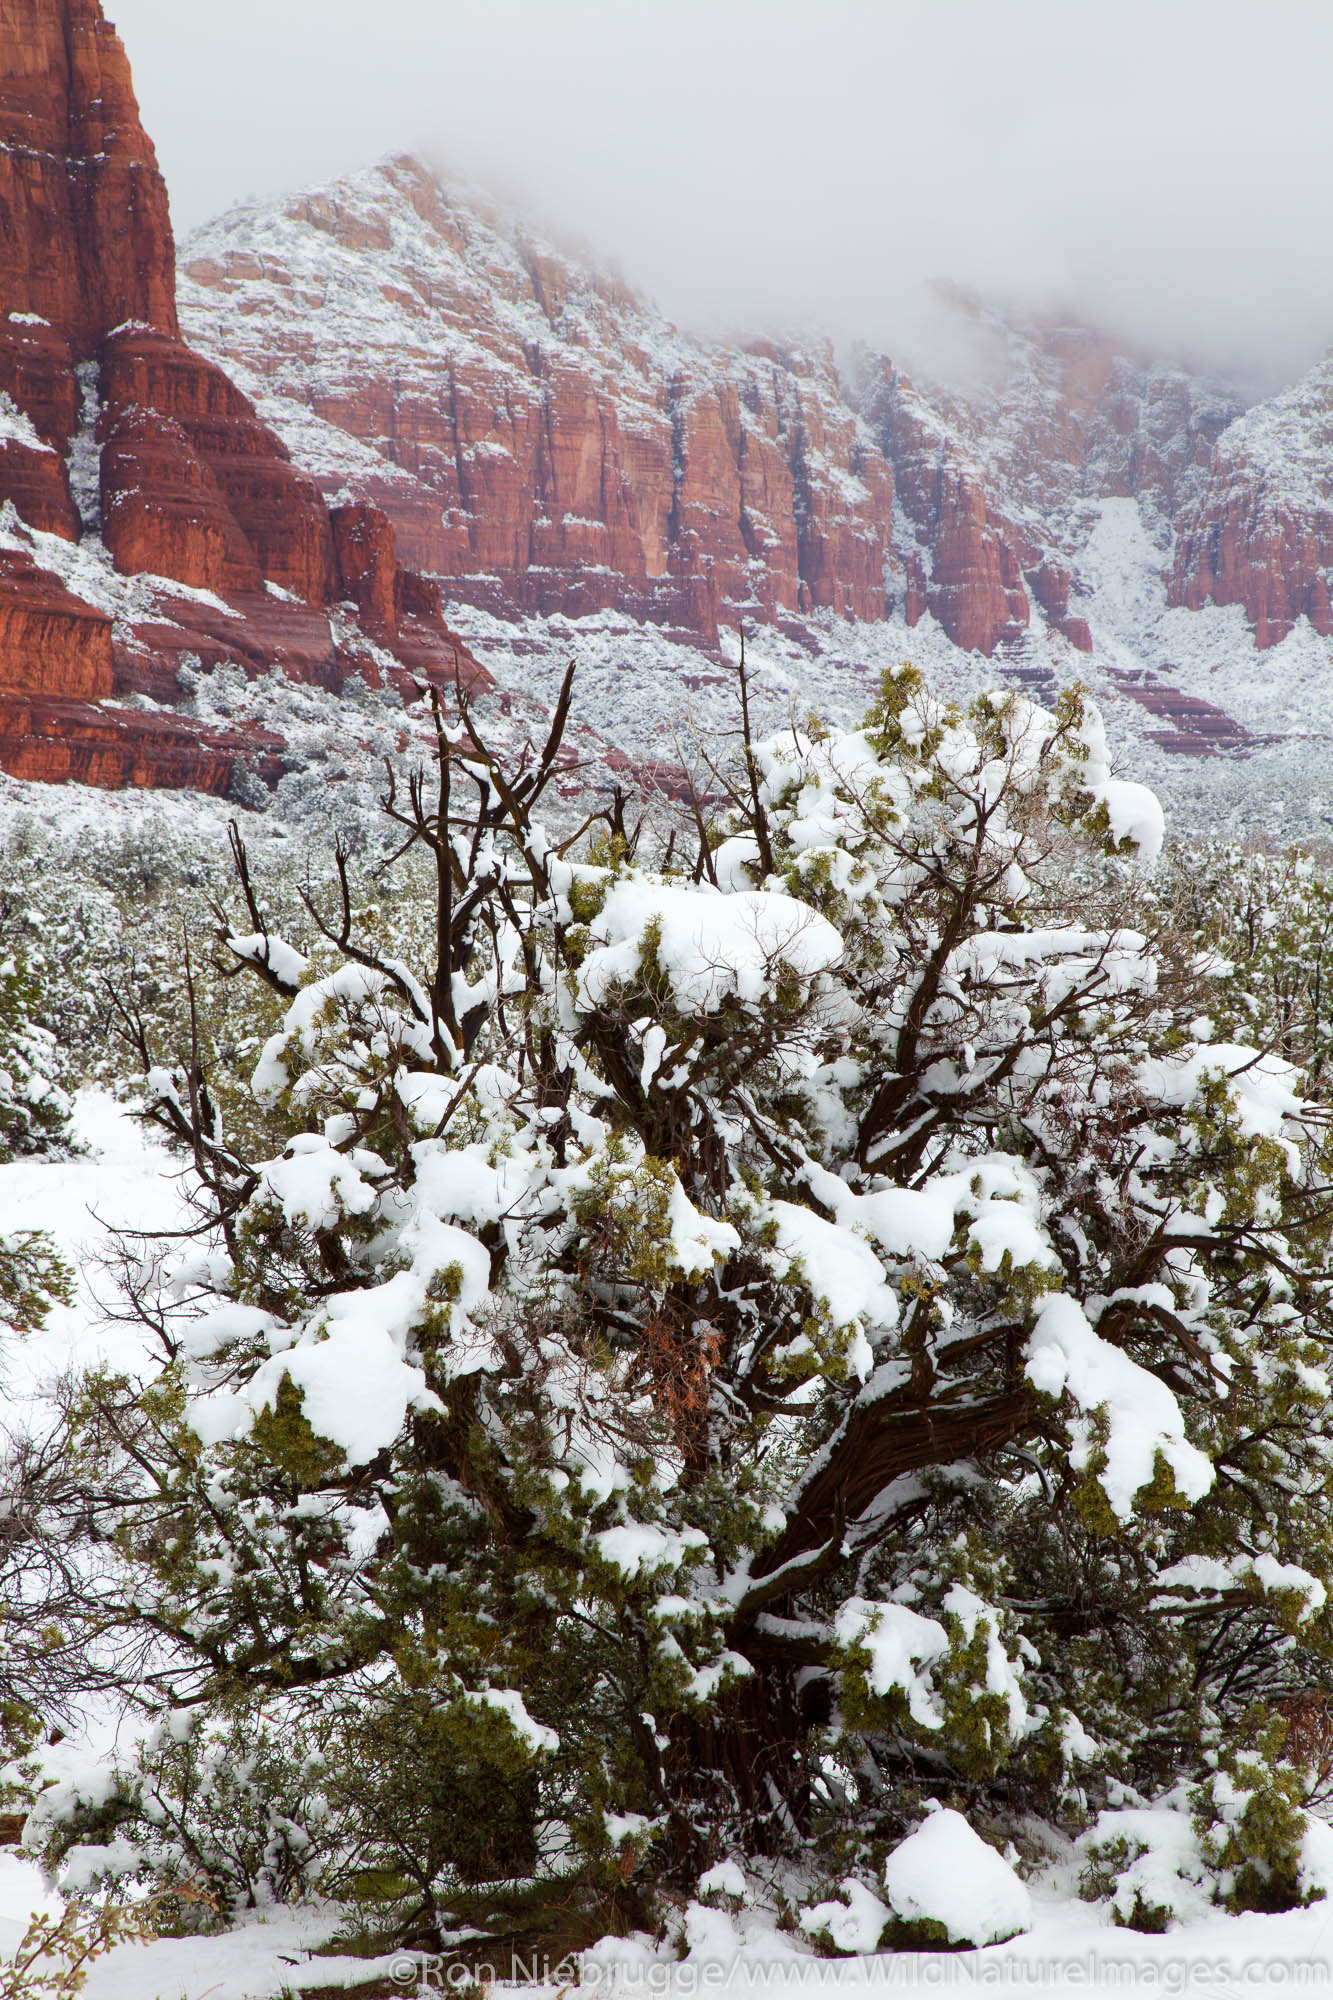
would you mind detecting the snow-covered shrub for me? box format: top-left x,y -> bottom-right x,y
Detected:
32,666 -> 1333,1949
1081,1797 -> 1214,1932
0,945 -> 72,1162
0,1229 -> 71,1338
879,1808 -> 1031,1947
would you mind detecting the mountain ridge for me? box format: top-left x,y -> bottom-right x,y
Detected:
0,0 -> 485,792
181,152 -> 1320,671
2,0 -> 1332,814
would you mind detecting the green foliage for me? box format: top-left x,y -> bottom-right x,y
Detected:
0,947 -> 72,1163
1195,1716 -> 1317,1915
0,1231 -> 72,1337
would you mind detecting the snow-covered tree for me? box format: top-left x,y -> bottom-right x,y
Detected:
0,908 -> 74,1388
33,669 -> 1333,1944
0,936 -> 72,1164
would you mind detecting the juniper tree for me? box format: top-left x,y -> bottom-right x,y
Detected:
28,667 -> 1333,1944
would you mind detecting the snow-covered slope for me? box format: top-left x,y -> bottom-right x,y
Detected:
177,156 -> 900,646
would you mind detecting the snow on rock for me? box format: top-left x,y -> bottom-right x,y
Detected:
881,1807 -> 1032,1946
1025,1292 -> 1214,1520
0,391 -> 51,455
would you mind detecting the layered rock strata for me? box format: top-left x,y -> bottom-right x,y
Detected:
1169,354 -> 1333,646
0,0 -> 484,793
179,164 -> 1258,661
179,158 -> 901,649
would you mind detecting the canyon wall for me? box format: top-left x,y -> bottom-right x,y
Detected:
1168,355 -> 1333,647
178,161 -> 1258,661
0,0 -> 483,792
2,0 -> 1328,804
181,159 -> 901,648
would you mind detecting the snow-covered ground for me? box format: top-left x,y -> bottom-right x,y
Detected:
6,466 -> 1333,859
1,1855 -> 1332,1996
447,529 -> 1333,851
0,1091 -> 185,1394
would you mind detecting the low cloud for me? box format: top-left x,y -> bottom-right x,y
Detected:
114,0 -> 1333,395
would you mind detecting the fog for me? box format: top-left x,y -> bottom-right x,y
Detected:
108,0 -> 1333,395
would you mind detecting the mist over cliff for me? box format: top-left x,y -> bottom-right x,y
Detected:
110,0 -> 1333,395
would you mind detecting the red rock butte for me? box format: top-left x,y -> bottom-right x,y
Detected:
0,0 -> 482,791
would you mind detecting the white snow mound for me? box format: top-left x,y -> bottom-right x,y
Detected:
881,1807 -> 1032,1946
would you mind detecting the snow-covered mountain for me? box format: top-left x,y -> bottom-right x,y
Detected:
177,157 -> 1249,663
4,0 -> 1333,840
170,153 -> 1333,838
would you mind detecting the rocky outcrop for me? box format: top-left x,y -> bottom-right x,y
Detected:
0,0 -> 488,792
855,313 -> 1240,655
0,687 -> 284,790
331,501 -> 400,636
98,328 -> 340,602
0,546 -> 112,697
179,158 -> 899,650
1025,556 -> 1092,653
177,161 -> 1261,662
1171,498 -> 1333,647
1168,354 -> 1333,646
94,330 -> 342,606
0,0 -> 178,350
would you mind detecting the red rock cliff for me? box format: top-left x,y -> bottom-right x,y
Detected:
1168,354 -> 1333,647
0,0 -> 483,791
179,159 -> 901,650
0,0 -> 178,351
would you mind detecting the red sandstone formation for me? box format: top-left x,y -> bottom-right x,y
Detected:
1025,557 -> 1092,653
1171,500 -> 1333,648
0,0 -> 178,352
0,437 -> 81,540
180,160 -> 899,651
331,502 -> 400,636
0,0 -> 487,793
1167,358 -> 1333,646
98,328 -> 339,603
0,687 -> 285,791
178,172 -> 1255,662
0,549 -> 112,698
856,319 -> 1237,657
0,0 -> 1307,806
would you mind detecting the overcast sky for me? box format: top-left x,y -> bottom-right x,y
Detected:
108,0 -> 1333,394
